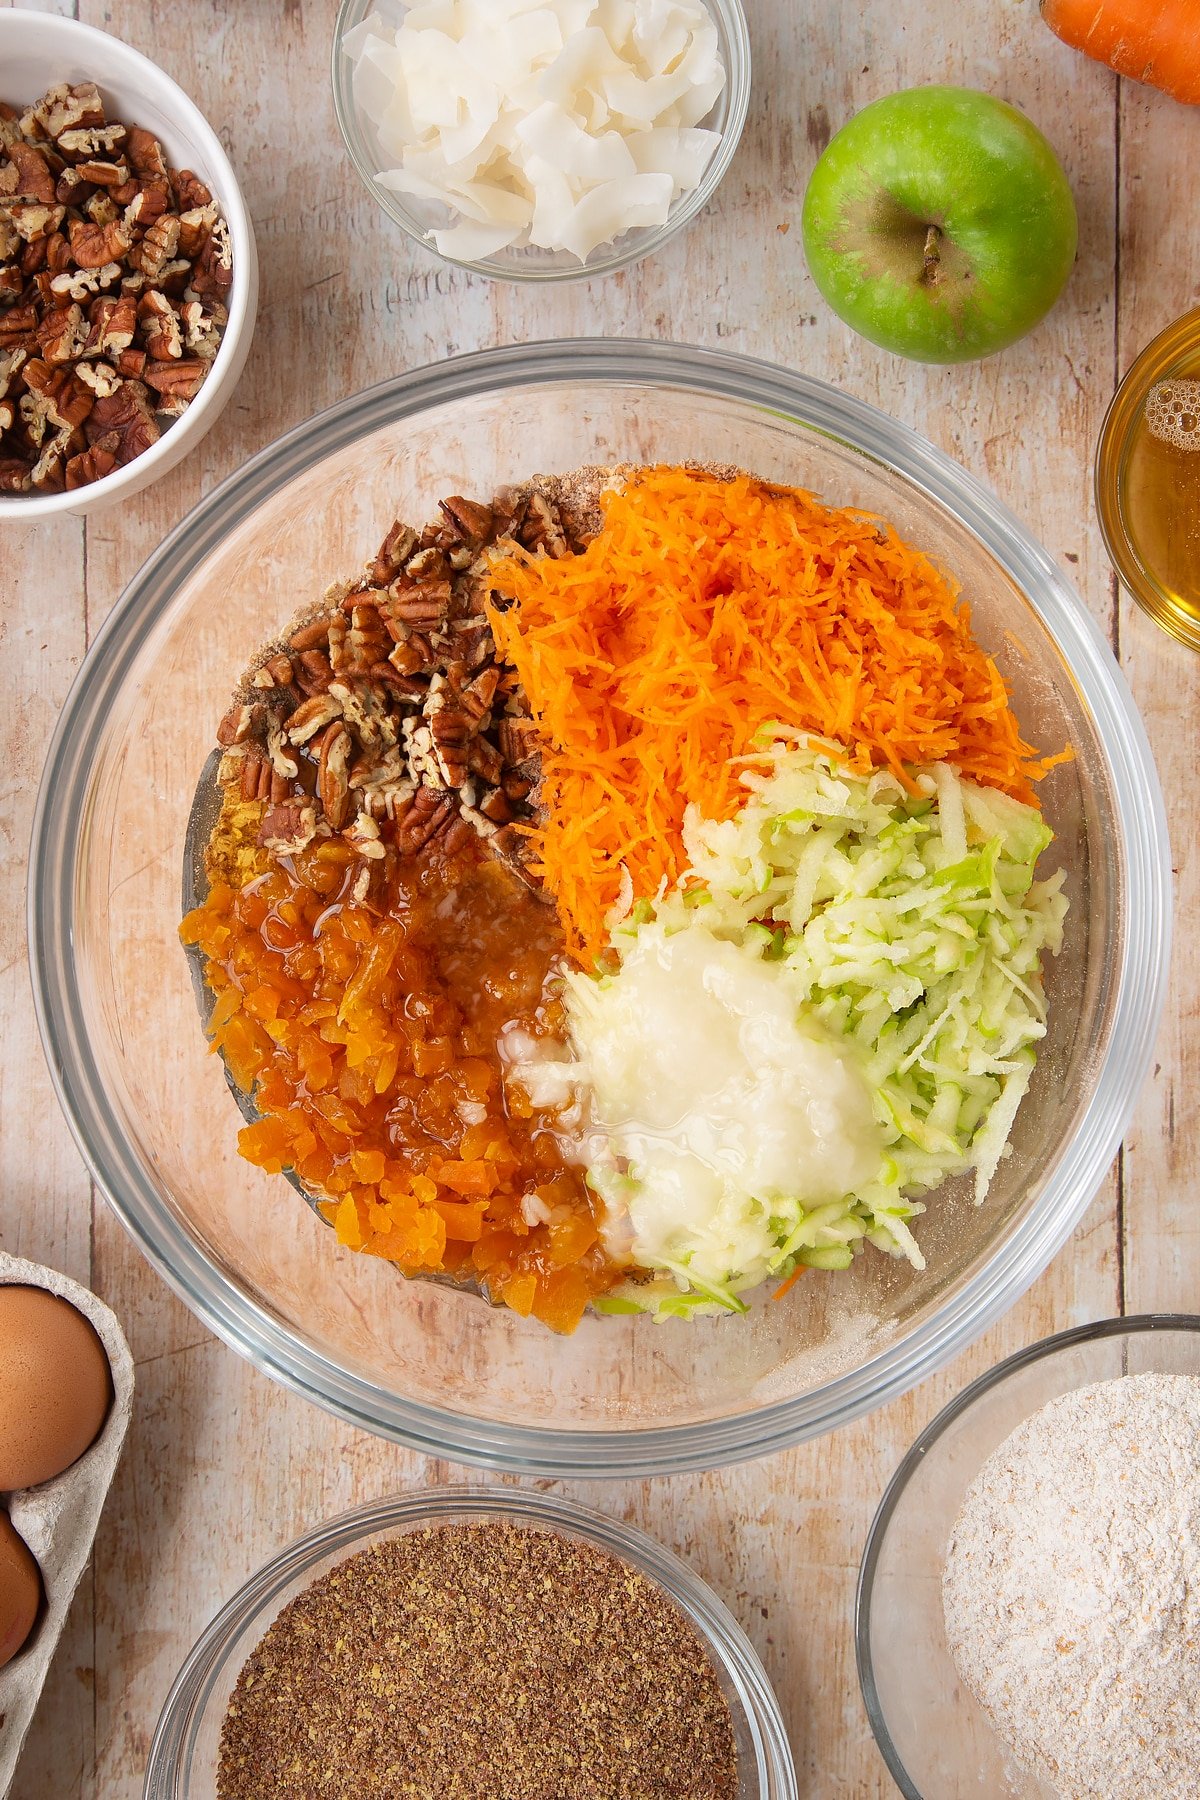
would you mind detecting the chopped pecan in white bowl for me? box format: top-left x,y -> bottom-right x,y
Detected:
0,8 -> 257,518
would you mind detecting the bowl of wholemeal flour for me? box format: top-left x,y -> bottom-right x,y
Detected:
857,1315 -> 1200,1800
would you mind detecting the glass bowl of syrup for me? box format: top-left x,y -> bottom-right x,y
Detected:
1097,307 -> 1200,649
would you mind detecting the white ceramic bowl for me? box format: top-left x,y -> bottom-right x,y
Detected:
0,9 -> 258,520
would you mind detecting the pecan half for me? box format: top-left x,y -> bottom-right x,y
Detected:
38,303 -> 87,363
177,202 -> 217,259
253,652 -> 295,691
114,346 -> 147,381
497,717 -> 541,765
122,177 -> 171,234
68,215 -> 132,268
178,298 -> 221,362
265,718 -> 300,781
139,356 -> 208,413
189,215 -> 231,301
217,702 -> 256,747
22,357 -> 93,430
8,142 -> 56,204
84,293 -> 137,359
288,618 -> 332,653
424,674 -> 473,790
172,169 -> 212,211
439,494 -> 495,547
125,126 -> 168,181
317,724 -> 353,831
392,785 -> 458,856
65,442 -> 116,489
0,348 -> 28,399
287,693 -> 344,745
293,648 -> 334,694
84,378 -> 159,464
0,457 -> 32,492
0,303 -> 38,349
520,490 -> 572,558
380,564 -> 453,634
29,421 -> 73,491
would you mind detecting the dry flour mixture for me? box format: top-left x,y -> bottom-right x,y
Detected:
943,1371 -> 1200,1800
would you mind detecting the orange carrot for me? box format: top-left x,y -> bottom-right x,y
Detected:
488,467 -> 1065,963
1042,0 -> 1200,104
772,1266 -> 809,1302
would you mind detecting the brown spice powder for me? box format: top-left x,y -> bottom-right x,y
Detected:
217,1519 -> 740,1800
204,794 -> 269,889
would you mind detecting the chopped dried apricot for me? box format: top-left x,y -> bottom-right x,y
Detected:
182,832 -> 621,1329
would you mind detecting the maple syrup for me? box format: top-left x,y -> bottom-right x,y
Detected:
1097,310 -> 1200,650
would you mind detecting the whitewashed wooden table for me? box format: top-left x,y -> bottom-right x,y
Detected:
2,2 -> 1197,1794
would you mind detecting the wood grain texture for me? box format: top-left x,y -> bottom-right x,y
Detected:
1115,79 -> 1200,1319
0,0 -> 1189,1794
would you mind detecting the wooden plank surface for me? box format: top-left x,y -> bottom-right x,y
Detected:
0,0 -> 1191,1793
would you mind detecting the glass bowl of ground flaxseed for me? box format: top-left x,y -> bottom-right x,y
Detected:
144,1486 -> 798,1800
857,1314 -> 1200,1800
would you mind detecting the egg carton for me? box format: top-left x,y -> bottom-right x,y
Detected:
0,1253 -> 133,1799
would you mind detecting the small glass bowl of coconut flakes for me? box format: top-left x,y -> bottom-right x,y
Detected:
857,1315 -> 1200,1800
332,0 -> 751,280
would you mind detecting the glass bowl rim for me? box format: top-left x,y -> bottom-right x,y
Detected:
328,0 -> 753,284
27,336 -> 1172,1478
142,1483 -> 799,1800
854,1311 -> 1200,1800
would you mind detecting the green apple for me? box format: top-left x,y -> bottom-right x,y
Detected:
801,86 -> 1078,363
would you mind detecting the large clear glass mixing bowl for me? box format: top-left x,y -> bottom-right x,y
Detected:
28,340 -> 1171,1477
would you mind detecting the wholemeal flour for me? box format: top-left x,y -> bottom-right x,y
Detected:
942,1371 -> 1200,1800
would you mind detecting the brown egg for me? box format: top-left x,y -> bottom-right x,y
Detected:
0,1511 -> 41,1668
0,1286 -> 113,1491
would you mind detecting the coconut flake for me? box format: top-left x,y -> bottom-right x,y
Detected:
558,171 -> 673,260
344,0 -> 725,263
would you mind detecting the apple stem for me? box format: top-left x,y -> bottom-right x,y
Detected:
921,224 -> 942,286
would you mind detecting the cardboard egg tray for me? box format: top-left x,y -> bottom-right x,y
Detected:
0,1253 -> 133,1799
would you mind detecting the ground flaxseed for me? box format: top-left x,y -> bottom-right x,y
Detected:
217,1518 -> 740,1800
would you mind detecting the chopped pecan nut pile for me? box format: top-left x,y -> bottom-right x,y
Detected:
0,81 -> 231,494
211,480 -> 598,899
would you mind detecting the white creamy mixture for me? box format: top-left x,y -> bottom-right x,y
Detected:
943,1371 -> 1200,1800
565,925 -> 883,1289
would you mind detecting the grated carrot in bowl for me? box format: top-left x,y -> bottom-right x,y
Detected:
487,466 -> 1069,964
